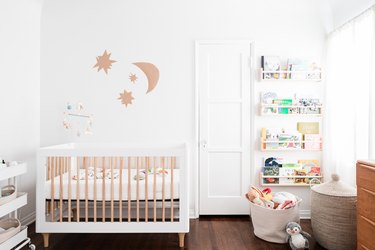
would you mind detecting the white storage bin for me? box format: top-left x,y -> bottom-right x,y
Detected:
249,198 -> 301,243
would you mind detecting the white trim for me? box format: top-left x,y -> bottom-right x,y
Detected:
20,212 -> 36,226
300,210 -> 311,219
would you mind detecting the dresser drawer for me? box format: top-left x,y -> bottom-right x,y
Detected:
357,163 -> 375,192
358,187 -> 375,221
358,215 -> 375,249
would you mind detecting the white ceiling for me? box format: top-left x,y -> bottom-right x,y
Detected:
324,0 -> 375,31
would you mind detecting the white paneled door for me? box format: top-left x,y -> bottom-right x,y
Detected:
197,41 -> 252,214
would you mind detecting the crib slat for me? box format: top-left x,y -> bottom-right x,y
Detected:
50,157 -> 54,222
60,157 -> 64,222
68,157 -> 72,222
162,157 -> 165,222
76,157 -> 80,222
145,157 -> 149,222
110,157 -> 114,223
102,157 -> 106,222
128,157 -> 131,222
153,157 -> 157,222
119,157 -> 123,222
171,157 -> 174,222
94,157 -> 97,222
136,157 -> 139,222
84,157 -> 89,223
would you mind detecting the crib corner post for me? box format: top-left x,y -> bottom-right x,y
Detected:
178,233 -> 186,248
42,233 -> 50,248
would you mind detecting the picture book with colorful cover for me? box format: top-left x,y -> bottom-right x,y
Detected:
273,99 -> 293,114
264,157 -> 283,167
279,163 -> 299,184
299,160 -> 321,176
294,169 -> 308,184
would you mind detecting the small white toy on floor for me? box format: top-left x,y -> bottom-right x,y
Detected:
286,222 -> 310,250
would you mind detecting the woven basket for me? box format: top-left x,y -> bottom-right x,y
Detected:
0,218 -> 21,244
0,185 -> 16,206
250,198 -> 301,243
311,174 -> 357,250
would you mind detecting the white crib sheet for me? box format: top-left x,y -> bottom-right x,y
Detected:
45,169 -> 180,201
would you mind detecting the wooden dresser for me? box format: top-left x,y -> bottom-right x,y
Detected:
357,160 -> 375,250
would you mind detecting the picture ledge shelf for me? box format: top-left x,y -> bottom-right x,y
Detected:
259,68 -> 322,82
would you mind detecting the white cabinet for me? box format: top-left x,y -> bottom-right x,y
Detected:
0,163 -> 35,250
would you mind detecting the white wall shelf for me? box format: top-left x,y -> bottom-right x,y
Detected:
260,173 -> 323,187
259,68 -> 322,82
260,104 -> 323,116
260,139 -> 322,151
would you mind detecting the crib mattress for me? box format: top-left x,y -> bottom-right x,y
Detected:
45,169 -> 180,201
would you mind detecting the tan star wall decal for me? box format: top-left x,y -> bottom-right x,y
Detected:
118,90 -> 134,107
129,73 -> 138,83
93,50 -> 116,74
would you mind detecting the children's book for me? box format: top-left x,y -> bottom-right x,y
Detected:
304,134 -> 322,150
299,159 -> 321,176
262,56 -> 281,79
297,122 -> 319,135
273,99 -> 293,114
264,157 -> 283,167
294,169 -> 308,184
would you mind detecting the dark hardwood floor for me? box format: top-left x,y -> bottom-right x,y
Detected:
27,216 -> 326,250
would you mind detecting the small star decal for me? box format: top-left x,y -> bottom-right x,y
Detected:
129,73 -> 138,83
93,50 -> 116,74
118,90 -> 134,107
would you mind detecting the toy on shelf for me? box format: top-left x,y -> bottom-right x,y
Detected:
63,102 -> 93,137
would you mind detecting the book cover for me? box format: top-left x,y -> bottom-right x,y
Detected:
264,157 -> 283,167
273,99 -> 293,114
263,167 -> 279,176
278,132 -> 302,149
262,56 -> 281,79
304,134 -> 322,150
297,122 -> 319,135
294,169 -> 308,184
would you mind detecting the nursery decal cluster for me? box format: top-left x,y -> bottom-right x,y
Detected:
93,50 -> 160,108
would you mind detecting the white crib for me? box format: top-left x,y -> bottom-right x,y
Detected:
36,143 -> 189,248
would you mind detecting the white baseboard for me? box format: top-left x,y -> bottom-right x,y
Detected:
300,210 -> 311,219
189,209 -> 198,219
20,212 -> 36,226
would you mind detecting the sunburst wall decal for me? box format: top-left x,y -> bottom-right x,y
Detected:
118,90 -> 135,107
93,50 -> 116,74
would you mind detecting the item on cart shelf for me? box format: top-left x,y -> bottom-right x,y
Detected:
0,218 -> 21,244
0,185 -> 16,205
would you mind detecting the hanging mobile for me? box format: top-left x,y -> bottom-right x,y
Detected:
62,102 -> 93,137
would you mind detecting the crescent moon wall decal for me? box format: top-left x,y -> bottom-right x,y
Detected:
133,62 -> 159,94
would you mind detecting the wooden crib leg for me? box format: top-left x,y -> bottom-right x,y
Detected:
42,233 -> 50,248
178,233 -> 186,248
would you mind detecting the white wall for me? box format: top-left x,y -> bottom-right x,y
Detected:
0,0 -> 42,224
41,0 -> 326,216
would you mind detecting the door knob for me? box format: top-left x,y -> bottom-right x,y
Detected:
200,140 -> 207,148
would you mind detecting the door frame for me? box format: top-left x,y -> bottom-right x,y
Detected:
194,40 -> 256,217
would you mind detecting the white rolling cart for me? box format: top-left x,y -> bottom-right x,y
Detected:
0,163 -> 35,250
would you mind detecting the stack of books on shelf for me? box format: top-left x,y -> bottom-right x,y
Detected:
261,92 -> 322,115
262,157 -> 321,185
261,56 -> 322,80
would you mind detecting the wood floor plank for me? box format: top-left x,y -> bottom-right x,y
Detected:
27,217 -> 325,250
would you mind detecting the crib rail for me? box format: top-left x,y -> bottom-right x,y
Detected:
36,144 -> 188,235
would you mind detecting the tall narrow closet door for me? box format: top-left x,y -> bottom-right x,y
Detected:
197,41 -> 252,214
